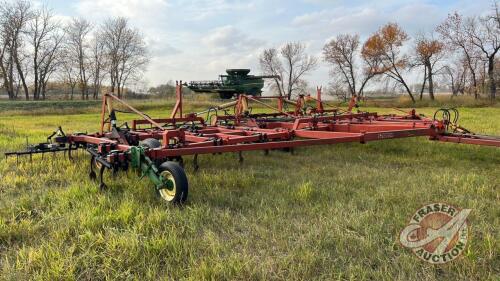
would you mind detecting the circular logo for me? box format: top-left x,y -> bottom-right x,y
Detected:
399,203 -> 471,264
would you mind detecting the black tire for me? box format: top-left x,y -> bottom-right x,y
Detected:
219,92 -> 234,99
250,89 -> 261,96
157,161 -> 188,204
140,138 -> 161,149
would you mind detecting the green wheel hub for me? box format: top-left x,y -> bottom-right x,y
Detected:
159,170 -> 176,201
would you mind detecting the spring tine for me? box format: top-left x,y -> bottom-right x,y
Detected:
193,154 -> 199,172
99,165 -> 107,190
89,155 -> 97,180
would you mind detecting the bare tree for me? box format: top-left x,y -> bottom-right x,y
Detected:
414,35 -> 445,100
1,4 -> 150,101
89,33 -> 107,99
491,1 -> 500,28
260,42 -> 317,99
437,13 -> 482,99
38,33 -> 63,100
101,17 -> 148,98
65,18 -> 92,100
327,77 -> 349,101
29,7 -> 62,100
259,48 -> 285,96
0,0 -> 32,100
464,13 -> 500,99
362,23 -> 416,102
323,34 -> 381,98
0,26 -> 10,99
323,34 -> 358,98
59,54 -> 78,99
280,42 -> 318,99
443,56 -> 468,96
13,58 -> 29,99
0,58 -> 3,89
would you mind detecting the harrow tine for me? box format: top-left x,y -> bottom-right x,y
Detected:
68,144 -> 72,160
193,154 -> 200,172
89,155 -> 97,181
238,151 -> 244,164
98,165 -> 107,190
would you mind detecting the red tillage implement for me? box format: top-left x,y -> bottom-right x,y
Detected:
5,83 -> 500,204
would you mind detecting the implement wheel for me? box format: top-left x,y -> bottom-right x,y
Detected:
157,161 -> 188,204
219,92 -> 234,99
140,138 -> 161,149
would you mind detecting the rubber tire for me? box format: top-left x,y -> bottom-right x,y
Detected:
140,138 -> 161,149
157,161 -> 189,204
219,92 -> 234,99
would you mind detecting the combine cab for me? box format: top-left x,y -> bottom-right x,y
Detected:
187,69 -> 279,99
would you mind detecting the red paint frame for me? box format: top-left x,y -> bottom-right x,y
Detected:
77,88 -> 499,163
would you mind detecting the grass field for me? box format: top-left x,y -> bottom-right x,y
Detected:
0,99 -> 499,280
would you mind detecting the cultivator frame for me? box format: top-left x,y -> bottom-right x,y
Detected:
5,82 -> 500,204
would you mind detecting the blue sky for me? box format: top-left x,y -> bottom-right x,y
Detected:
42,0 -> 494,88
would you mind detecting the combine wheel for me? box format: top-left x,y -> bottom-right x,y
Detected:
157,161 -> 188,204
140,138 -> 161,149
219,92 -> 234,99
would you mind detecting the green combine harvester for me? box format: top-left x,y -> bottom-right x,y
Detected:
187,69 -> 279,99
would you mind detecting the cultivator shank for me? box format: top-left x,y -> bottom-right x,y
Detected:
5,82 -> 500,204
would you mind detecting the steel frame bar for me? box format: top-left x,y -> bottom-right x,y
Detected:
435,134 -> 500,147
170,81 -> 183,119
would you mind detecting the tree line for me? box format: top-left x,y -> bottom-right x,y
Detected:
260,2 -> 500,101
0,0 -> 148,100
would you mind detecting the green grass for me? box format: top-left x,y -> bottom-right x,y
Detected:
0,99 -> 499,280
363,94 -> 499,108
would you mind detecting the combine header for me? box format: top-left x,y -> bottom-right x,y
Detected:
5,82 -> 500,204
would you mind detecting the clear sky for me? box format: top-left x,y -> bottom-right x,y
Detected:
42,0 -> 494,88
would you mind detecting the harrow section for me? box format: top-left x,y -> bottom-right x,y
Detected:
5,83 -> 500,204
